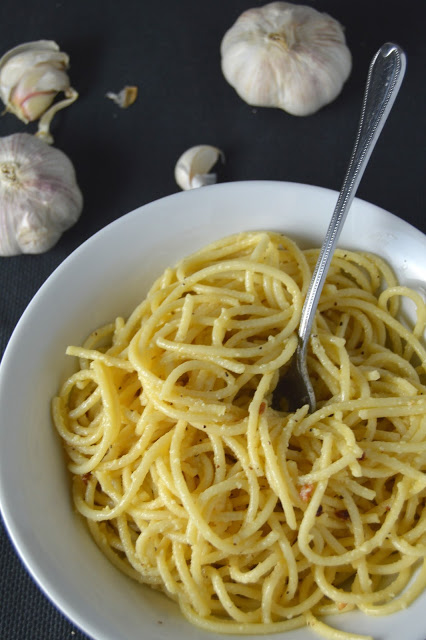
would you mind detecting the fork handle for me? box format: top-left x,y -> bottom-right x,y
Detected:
298,43 -> 406,355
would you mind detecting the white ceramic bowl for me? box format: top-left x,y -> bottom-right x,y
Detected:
1,181 -> 426,640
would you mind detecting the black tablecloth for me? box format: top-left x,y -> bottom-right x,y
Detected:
0,1 -> 425,638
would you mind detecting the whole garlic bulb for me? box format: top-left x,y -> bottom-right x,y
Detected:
220,2 -> 352,116
0,133 -> 83,256
0,40 -> 78,143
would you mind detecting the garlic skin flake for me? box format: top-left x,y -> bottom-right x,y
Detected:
175,145 -> 224,190
106,85 -> 138,108
220,2 -> 352,116
0,133 -> 83,256
0,40 -> 78,143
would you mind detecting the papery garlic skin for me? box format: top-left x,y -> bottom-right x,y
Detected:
0,40 -> 78,143
175,145 -> 224,190
106,85 -> 138,108
220,2 -> 352,116
0,133 -> 83,256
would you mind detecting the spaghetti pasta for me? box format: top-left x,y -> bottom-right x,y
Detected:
52,231 -> 426,639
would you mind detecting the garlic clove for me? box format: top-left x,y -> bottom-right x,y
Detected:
10,64 -> 70,122
0,41 -> 68,96
0,133 -> 83,256
175,145 -> 225,190
14,92 -> 55,123
0,40 -> 78,143
220,2 -> 352,116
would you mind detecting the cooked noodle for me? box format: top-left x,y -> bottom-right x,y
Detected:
52,231 -> 426,639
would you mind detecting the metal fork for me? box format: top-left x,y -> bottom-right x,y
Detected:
271,42 -> 406,413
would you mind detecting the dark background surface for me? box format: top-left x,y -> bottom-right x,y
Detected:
0,1 -> 425,638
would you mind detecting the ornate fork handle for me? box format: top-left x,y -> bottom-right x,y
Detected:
272,43 -> 406,413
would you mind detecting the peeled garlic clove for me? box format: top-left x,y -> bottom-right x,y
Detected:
220,2 -> 352,116
175,145 -> 224,190
0,133 -> 83,256
0,40 -> 78,143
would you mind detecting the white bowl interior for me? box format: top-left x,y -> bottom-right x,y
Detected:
1,181 -> 425,640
